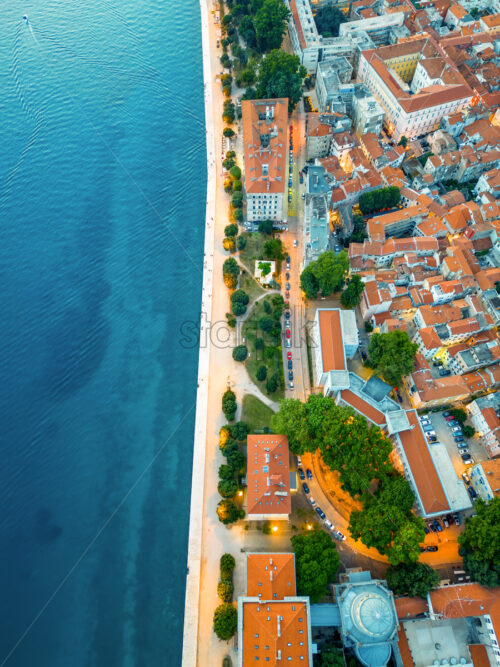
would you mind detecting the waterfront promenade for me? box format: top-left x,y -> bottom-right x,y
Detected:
182,1 -> 256,664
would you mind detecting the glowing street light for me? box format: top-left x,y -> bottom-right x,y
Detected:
272,525 -> 278,533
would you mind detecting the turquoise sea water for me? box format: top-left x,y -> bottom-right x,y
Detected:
0,1 -> 205,665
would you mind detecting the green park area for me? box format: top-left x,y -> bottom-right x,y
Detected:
241,394 -> 275,433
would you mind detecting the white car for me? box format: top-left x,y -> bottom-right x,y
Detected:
324,519 -> 335,530
285,339 -> 291,348
425,430 -> 436,437
309,496 -> 316,507
451,426 -> 462,433
332,530 -> 346,541
297,456 -> 302,466
293,240 -> 298,247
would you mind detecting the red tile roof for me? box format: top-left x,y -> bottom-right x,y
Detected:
247,435 -> 291,517
246,554 -> 296,599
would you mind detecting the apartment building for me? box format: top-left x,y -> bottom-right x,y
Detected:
470,459 -> 500,502
242,98 -> 288,223
246,435 -> 291,520
352,91 -> 385,135
339,13 -> 405,46
303,194 -> 330,265
358,37 -> 473,140
468,394 -> 500,458
310,308 -> 358,389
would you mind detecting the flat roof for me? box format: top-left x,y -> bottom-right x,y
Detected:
427,441 -> 472,512
397,411 -> 450,515
318,310 -> 346,372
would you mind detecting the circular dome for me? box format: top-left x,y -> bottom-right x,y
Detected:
351,592 -> 394,639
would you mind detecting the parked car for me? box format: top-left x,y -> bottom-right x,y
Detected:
427,435 -> 437,442
443,516 -> 450,528
300,173 -> 304,184
453,512 -> 461,525
289,381 -> 294,390
302,482 -> 310,494
433,521 -> 443,532
452,427 -> 463,434
324,519 -> 334,530
287,351 -> 292,359
454,436 -> 464,443
462,471 -> 470,484
298,468 -> 305,480
285,339 -> 291,348
446,514 -> 454,525
309,496 -> 316,507
286,256 -> 290,268
288,360 -> 293,369
424,430 -> 436,437
301,193 -> 305,200
285,321 -> 291,329
439,369 -> 451,376
458,447 -> 469,455
424,545 -> 439,552
306,469 -> 313,480
288,194 -> 292,203
445,415 -> 455,421
462,454 -> 474,465
296,456 -> 302,466
443,411 -> 451,417
286,282 -> 290,290
467,485 -> 477,499
293,239 -> 298,247
288,371 -> 293,381
332,530 -> 346,541
286,273 -> 290,280
285,311 -> 290,320
285,330 -> 291,338
285,291 -> 290,299
315,507 -> 326,520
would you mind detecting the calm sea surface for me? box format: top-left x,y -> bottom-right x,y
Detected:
0,1 -> 205,665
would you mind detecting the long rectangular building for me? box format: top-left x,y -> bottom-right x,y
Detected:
242,98 -> 288,223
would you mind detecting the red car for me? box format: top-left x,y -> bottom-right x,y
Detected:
285,291 -> 290,299
286,330 -> 291,338
287,351 -> 292,360
446,416 -> 455,421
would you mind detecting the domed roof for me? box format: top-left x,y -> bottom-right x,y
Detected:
351,592 -> 395,639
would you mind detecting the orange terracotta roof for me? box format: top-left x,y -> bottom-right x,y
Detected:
240,600 -> 311,665
430,583 -> 498,619
242,98 -> 288,195
318,310 -> 346,372
477,458 -> 500,497
395,596 -> 429,619
246,435 -> 291,517
469,644 -> 490,667
397,625 -> 414,667
340,389 -> 385,425
398,411 -> 449,514
246,554 -> 296,599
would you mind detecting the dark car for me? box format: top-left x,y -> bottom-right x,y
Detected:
315,507 -> 326,520
461,453 -> 472,462
446,514 -> 454,525
428,436 -> 437,443
453,512 -> 461,525
286,273 -> 290,280
433,521 -> 443,532
439,369 -> 451,376
286,256 -> 290,265
285,291 -> 290,299
397,393 -> 403,403
298,467 -> 305,480
443,516 -> 450,528
288,195 -> 292,203
300,173 -> 304,184
285,311 -> 290,320
302,482 -> 310,494
286,282 -> 290,290
425,545 -> 438,552
288,371 -> 293,381
424,524 -> 430,534
429,522 -> 438,532
443,411 -> 451,417
288,360 -> 293,370
306,468 -> 313,480
467,485 -> 478,500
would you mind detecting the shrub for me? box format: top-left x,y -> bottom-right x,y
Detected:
218,478 -> 239,498
217,579 -> 234,602
233,208 -> 243,222
232,180 -> 242,191
237,235 -> 247,250
226,313 -> 236,328
256,365 -> 267,381
223,237 -> 235,252
213,603 -> 237,640
232,345 -> 248,362
223,127 -> 235,138
222,389 -> 237,421
225,223 -> 239,238
220,553 -> 236,576
229,165 -> 242,181
229,421 -> 249,441
231,301 -> 246,316
217,499 -> 245,525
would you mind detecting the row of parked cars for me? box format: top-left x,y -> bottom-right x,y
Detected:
297,458 -> 346,541
419,412 -> 474,465
288,126 -> 294,203
461,470 -> 478,501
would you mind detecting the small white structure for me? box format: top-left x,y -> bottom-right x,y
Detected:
254,260 -> 276,286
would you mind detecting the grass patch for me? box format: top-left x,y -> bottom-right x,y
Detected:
239,232 -> 266,274
238,267 -> 265,302
241,394 -> 275,433
243,296 -> 284,400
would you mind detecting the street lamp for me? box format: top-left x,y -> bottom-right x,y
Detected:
272,525 -> 278,533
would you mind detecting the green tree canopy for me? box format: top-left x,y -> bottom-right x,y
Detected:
256,365 -> 267,381
314,5 -> 347,37
232,345 -> 248,362
263,238 -> 284,260
255,49 -> 307,112
258,220 -> 274,234
316,644 -> 346,667
291,530 -> 340,602
462,425 -> 475,438
458,497 -> 500,587
218,478 -> 239,498
220,553 -> 236,577
231,289 -> 250,305
253,0 -> 289,51
219,464 -> 235,480
225,223 -> 239,238
386,562 -> 440,598
231,300 -> 246,316
216,499 -> 244,525
259,315 -> 275,332
213,603 -> 238,639
230,165 -> 242,180
340,275 -> 364,308
258,261 -> 272,277
358,187 -> 400,214
229,421 -> 249,441
223,257 -> 239,288
368,330 -> 418,387
398,136 -> 408,148
299,250 -> 349,298
217,579 -> 234,602
271,394 -> 393,494
237,235 -> 247,250
223,127 -> 235,138
222,388 -> 237,421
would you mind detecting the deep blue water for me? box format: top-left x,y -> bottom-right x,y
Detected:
0,1 -> 205,665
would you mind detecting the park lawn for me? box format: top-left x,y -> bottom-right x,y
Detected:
243,297 -> 284,400
241,394 -> 275,433
238,267 -> 265,302
239,232 -> 266,274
